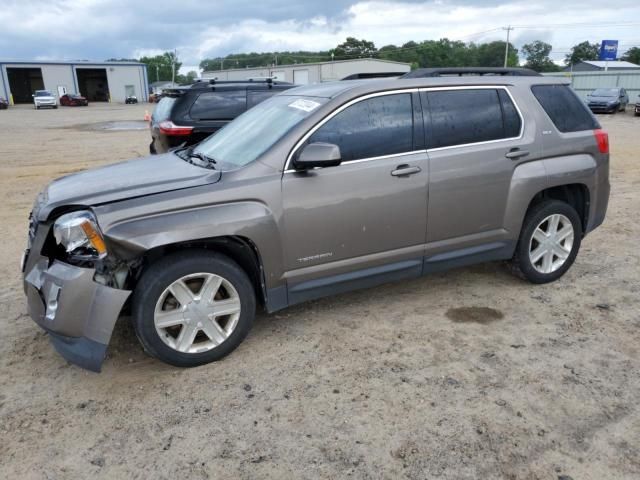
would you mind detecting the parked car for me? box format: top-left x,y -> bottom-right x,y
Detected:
635,94 -> 640,116
60,93 -> 88,106
22,75 -> 610,372
0,97 -> 8,109
33,90 -> 57,109
149,78 -> 295,154
125,96 -> 138,104
586,87 -> 629,113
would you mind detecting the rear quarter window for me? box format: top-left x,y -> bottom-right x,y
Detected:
531,84 -> 599,133
152,97 -> 176,122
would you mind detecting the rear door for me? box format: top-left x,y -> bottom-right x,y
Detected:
422,86 -> 537,261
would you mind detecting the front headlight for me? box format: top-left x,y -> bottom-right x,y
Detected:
53,211 -> 107,258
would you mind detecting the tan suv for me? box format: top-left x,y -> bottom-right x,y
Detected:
22,72 -> 610,371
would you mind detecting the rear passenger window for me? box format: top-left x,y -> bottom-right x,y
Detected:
426,89 -> 520,149
531,84 -> 599,133
190,90 -> 246,120
308,93 -> 413,162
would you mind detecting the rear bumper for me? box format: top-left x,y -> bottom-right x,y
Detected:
24,256 -> 130,372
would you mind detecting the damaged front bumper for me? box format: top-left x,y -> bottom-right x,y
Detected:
23,254 -> 130,372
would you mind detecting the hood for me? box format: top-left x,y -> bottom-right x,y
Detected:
588,96 -> 618,103
36,153 -> 220,220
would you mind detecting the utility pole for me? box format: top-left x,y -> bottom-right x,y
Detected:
171,48 -> 177,85
155,64 -> 159,82
220,58 -> 224,71
503,26 -> 514,67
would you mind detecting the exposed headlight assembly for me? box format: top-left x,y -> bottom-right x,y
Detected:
53,211 -> 107,259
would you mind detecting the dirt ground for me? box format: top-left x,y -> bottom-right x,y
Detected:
0,102 -> 639,480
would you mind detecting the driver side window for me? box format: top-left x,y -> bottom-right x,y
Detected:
308,93 -> 414,162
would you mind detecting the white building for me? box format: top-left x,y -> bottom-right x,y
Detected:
0,60 -> 149,104
202,58 -> 410,85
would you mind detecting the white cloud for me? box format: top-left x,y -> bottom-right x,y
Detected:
0,0 -> 638,70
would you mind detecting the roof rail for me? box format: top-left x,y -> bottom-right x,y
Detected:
341,72 -> 406,80
203,77 -> 282,85
401,67 -> 541,78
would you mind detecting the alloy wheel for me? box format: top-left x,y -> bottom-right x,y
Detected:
528,214 -> 574,274
154,272 -> 241,354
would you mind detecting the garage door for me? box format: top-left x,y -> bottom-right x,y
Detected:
271,71 -> 286,82
293,69 -> 309,85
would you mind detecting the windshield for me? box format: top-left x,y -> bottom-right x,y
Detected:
193,95 -> 328,169
35,91 -> 52,97
591,88 -> 619,97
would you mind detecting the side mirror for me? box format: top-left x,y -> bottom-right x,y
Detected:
294,142 -> 342,169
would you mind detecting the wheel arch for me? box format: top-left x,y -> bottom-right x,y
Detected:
525,183 -> 590,234
135,235 -> 269,310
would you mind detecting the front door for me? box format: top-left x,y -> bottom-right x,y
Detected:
281,91 -> 428,302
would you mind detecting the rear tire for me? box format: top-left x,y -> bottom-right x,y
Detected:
511,200 -> 582,284
132,251 -> 256,368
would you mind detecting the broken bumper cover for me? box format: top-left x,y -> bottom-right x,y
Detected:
24,257 -> 131,372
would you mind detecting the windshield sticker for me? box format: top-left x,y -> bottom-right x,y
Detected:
288,98 -> 321,112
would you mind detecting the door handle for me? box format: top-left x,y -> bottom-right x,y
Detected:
391,164 -> 422,176
505,148 -> 530,160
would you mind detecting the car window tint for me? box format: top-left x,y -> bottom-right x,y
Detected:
426,89 -> 506,148
308,93 -> 413,162
247,89 -> 278,108
190,90 -> 247,120
531,84 -> 599,133
498,89 -> 522,138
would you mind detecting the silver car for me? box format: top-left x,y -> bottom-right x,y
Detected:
22,74 -> 610,371
33,90 -> 57,109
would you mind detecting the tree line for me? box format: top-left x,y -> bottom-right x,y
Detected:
108,39 -> 640,82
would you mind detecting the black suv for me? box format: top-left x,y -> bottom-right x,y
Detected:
150,79 -> 295,154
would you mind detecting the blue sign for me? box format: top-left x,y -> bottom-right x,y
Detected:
599,40 -> 618,61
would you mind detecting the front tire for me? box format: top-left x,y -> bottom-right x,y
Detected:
132,251 -> 256,367
511,200 -> 582,284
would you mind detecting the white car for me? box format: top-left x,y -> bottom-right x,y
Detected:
33,90 -> 57,109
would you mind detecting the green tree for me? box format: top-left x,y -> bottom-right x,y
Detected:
621,46 -> 640,65
199,51 -> 330,71
140,51 -> 182,82
522,41 -> 559,72
333,37 -> 377,59
564,41 -> 600,66
474,41 -> 518,67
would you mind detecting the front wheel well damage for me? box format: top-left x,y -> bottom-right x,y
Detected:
129,236 -> 267,309
527,184 -> 590,233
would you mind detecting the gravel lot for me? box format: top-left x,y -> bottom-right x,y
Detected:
0,103 -> 639,479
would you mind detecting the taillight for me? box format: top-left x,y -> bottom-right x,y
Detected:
594,129 -> 609,154
159,120 -> 193,136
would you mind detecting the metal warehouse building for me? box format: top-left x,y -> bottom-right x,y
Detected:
0,60 -> 148,104
202,58 -> 410,84
543,70 -> 640,101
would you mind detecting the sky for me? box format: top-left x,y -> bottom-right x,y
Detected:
0,0 -> 639,73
